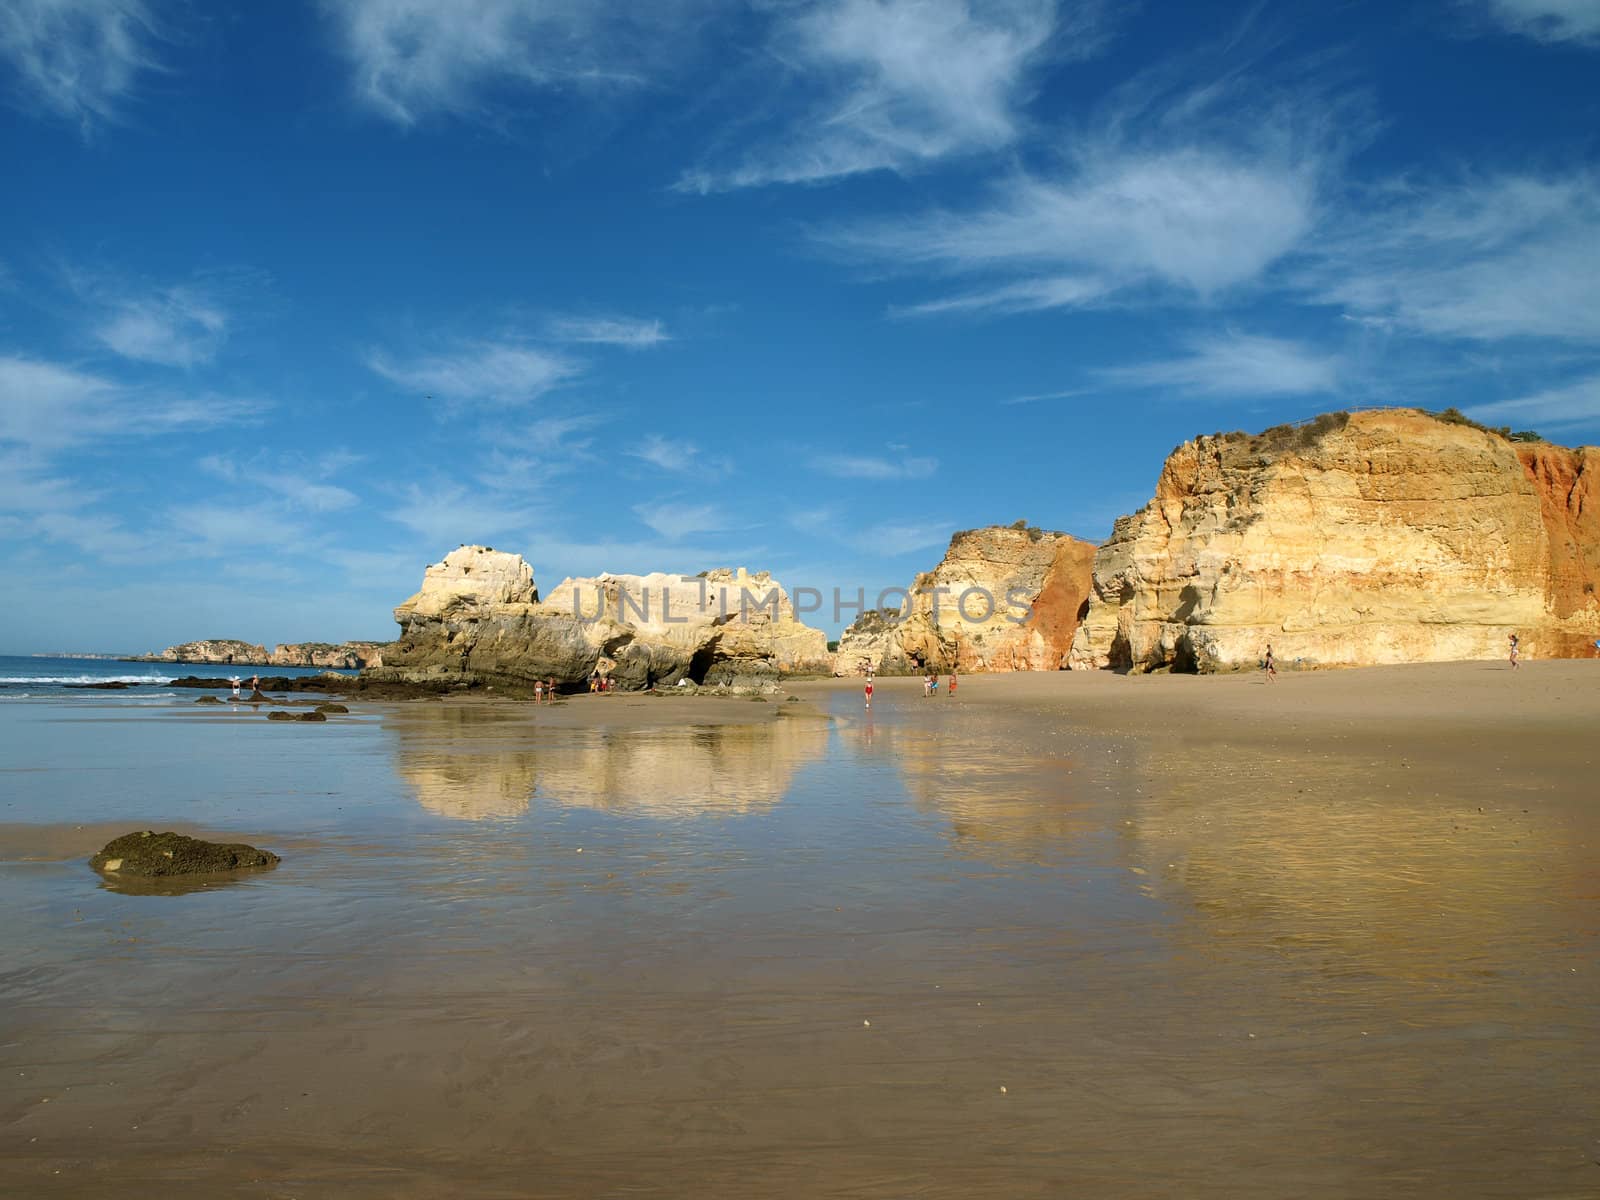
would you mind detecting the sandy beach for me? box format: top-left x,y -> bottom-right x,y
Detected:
1,662 -> 1595,1197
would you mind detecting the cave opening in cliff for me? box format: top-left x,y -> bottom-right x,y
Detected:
1172,634 -> 1199,674
686,636 -> 721,684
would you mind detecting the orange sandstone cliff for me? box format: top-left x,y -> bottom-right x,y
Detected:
836,524 -> 1095,672
1069,409 -> 1600,671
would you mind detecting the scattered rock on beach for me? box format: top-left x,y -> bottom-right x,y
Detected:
194,695 -> 223,704
90,831 -> 279,877
314,702 -> 349,714
267,709 -> 326,722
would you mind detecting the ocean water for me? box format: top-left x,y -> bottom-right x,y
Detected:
0,683 -> 1594,1197
0,654 -> 355,700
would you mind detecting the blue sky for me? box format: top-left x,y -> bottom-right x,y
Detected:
2,0 -> 1598,652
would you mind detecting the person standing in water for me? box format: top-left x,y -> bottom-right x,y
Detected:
1509,632 -> 1520,669
1263,645 -> 1277,682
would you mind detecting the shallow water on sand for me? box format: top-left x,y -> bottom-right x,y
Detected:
0,691 -> 1594,1197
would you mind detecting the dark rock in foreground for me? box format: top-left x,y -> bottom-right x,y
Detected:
314,702 -> 349,713
267,709 -> 326,722
91,831 -> 280,877
194,695 -> 223,704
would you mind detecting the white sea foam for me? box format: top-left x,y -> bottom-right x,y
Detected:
0,674 -> 173,685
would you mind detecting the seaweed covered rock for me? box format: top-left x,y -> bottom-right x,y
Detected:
91,830 -> 280,877
267,709 -> 326,722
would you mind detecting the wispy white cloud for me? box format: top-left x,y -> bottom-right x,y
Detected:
679,0 -> 1103,192
830,146 -> 1321,314
0,0 -> 162,132
0,355 -> 260,451
1098,332 -> 1341,397
1478,0 -> 1600,44
846,519 -> 953,556
1464,371 -> 1600,429
811,451 -> 938,480
546,314 -> 669,348
631,500 -> 731,541
167,501 -> 306,550
32,508 -> 157,563
95,285 -> 228,366
626,432 -> 731,476
387,482 -> 541,545
367,340 -> 581,407
198,453 -> 361,513
820,52 -> 1352,314
0,449 -> 93,514
324,0 -> 710,126
1307,171 -> 1600,342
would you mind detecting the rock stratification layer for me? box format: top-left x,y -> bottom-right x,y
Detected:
1069,409 -> 1600,671
836,524 -> 1096,673
266,642 -> 389,669
375,546 -> 832,689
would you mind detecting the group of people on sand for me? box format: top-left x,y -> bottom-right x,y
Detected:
227,673 -> 260,699
530,677 -> 558,704
587,673 -> 614,694
862,666 -> 958,707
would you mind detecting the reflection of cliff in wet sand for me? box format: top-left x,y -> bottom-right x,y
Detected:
536,718 -> 828,818
1122,738 -> 1585,983
390,704 -> 541,821
389,702 -> 829,821
838,714 -> 1094,858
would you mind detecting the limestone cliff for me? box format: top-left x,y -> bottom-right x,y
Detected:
143,639 -> 268,665
374,546 -> 833,689
267,641 -> 391,670
1069,409 -> 1600,671
836,524 -> 1096,673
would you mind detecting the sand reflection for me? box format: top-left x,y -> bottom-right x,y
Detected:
389,705 -> 541,821
536,718 -> 828,817
1125,742 -> 1587,982
389,704 -> 828,820
838,715 -> 1093,857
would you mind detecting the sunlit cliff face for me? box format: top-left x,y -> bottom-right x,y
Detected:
1072,410 -> 1600,671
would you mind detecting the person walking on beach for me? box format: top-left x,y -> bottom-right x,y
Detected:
1263,645 -> 1276,682
1509,632 -> 1520,670
229,675 -> 241,699
948,668 -> 957,697
534,679 -> 544,705
864,672 -> 873,710
250,673 -> 259,692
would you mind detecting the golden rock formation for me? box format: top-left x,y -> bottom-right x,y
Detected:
1070,409 -> 1600,670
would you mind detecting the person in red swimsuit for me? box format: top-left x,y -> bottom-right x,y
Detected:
864,673 -> 873,709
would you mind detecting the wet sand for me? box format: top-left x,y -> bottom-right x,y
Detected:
1,664 -> 1595,1197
